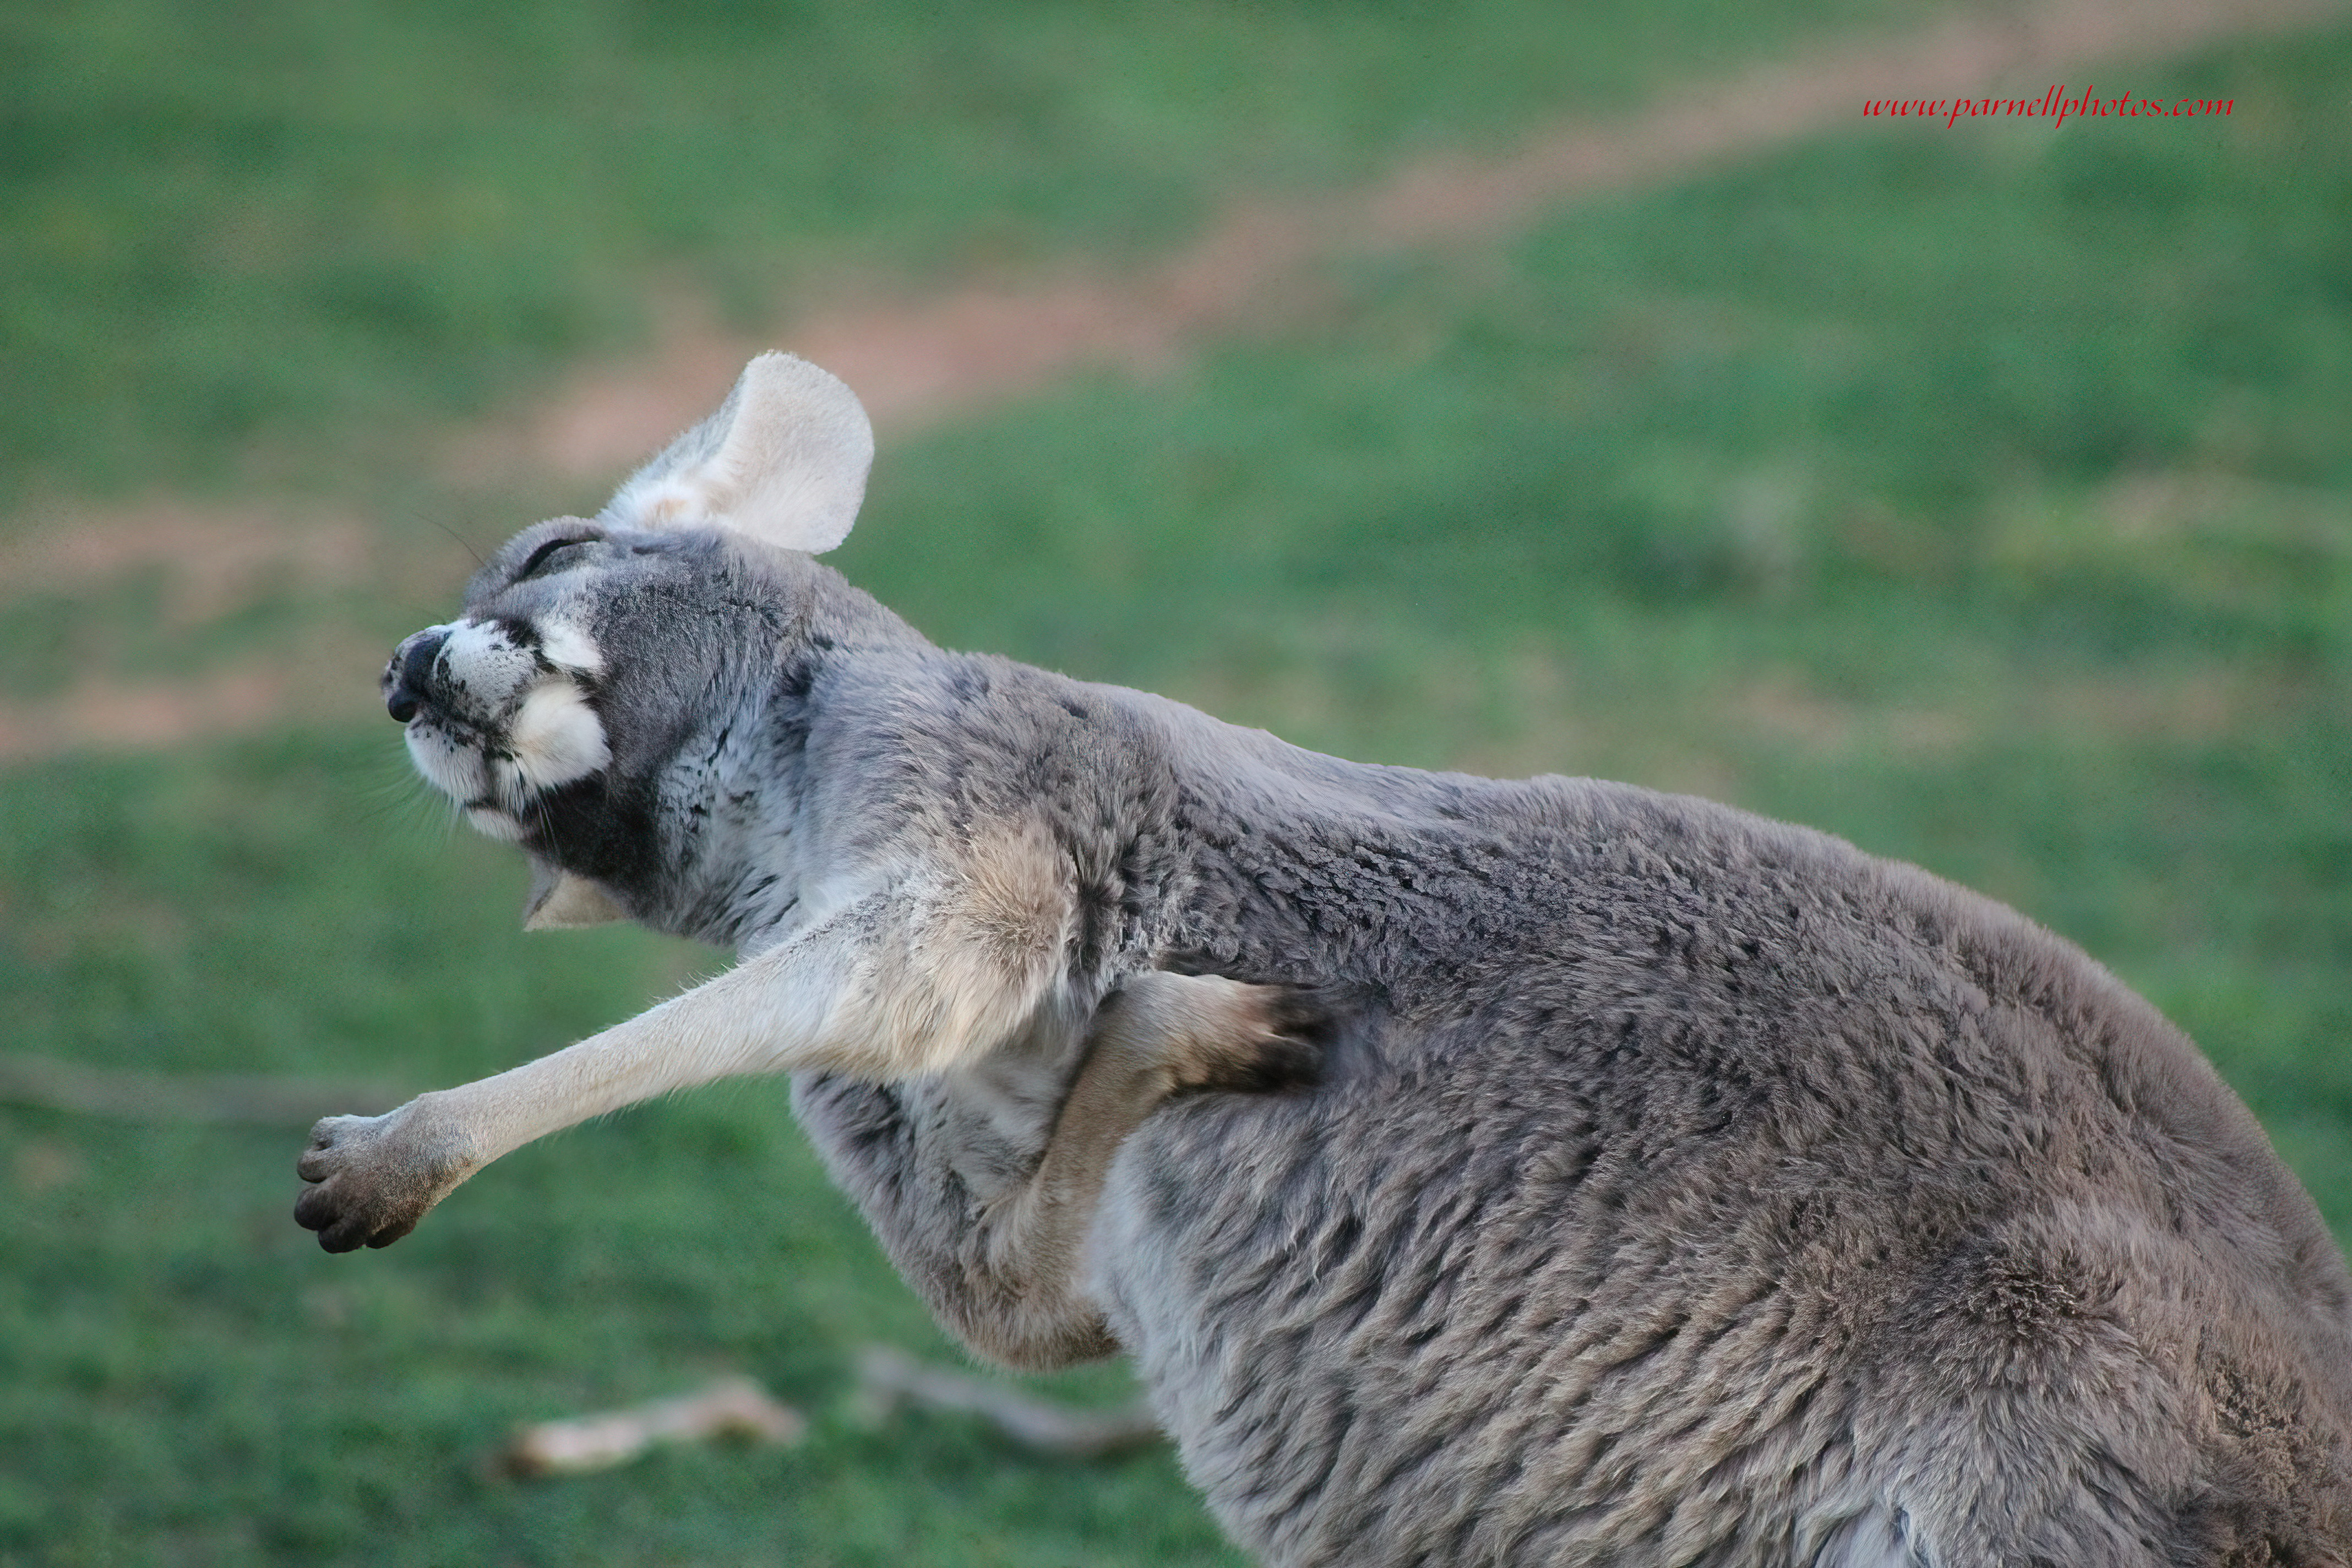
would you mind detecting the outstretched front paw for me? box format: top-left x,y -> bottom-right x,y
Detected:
294,1098 -> 474,1253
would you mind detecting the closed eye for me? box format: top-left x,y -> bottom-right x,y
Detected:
513,536 -> 595,583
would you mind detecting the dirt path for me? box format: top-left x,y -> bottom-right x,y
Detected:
495,0 -> 2337,477
5,0 -> 2338,764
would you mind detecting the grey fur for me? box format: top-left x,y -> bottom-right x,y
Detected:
796,694 -> 2352,1565
320,357 -> 2352,1565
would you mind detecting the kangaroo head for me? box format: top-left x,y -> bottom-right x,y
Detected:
382,355 -> 877,930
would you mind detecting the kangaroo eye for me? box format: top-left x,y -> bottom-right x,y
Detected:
514,536 -> 594,582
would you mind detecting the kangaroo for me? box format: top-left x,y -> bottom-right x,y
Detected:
303,353 -> 2352,1565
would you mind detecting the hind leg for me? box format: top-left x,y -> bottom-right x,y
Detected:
795,973 -> 1319,1369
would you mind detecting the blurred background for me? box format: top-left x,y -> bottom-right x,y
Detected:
3,0 -> 2348,1561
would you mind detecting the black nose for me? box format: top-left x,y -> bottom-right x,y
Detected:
385,630 -> 448,723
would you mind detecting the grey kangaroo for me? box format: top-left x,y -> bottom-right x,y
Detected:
301,353 -> 2352,1565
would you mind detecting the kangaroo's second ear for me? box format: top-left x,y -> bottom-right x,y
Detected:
601,353 -> 874,554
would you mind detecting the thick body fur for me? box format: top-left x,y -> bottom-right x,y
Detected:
795,666 -> 2352,1566
306,356 -> 2352,1566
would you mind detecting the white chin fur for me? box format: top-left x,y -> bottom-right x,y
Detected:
406,723 -> 485,804
466,807 -> 526,841
501,680 -> 611,796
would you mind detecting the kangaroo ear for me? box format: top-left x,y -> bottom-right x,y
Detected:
601,353 -> 874,554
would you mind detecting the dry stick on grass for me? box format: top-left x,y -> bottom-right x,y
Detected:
0,1053 -> 411,1124
854,1344 -> 1164,1460
496,1377 -> 808,1478
0,1055 -> 1159,1467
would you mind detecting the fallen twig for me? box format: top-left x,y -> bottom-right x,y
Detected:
496,1376 -> 807,1478
854,1344 -> 1163,1459
0,1053 -> 410,1124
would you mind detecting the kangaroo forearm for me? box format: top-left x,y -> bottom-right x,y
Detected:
426,966 -> 832,1164
297,887 -> 1066,1254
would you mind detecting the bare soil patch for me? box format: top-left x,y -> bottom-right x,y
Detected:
486,0 -> 2338,479
0,503 -> 375,625
0,632 -> 391,765
2,0 -> 2335,766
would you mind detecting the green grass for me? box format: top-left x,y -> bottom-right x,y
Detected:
0,0 -> 1931,505
5,12 -> 2352,1568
